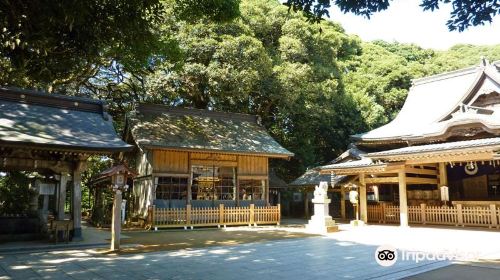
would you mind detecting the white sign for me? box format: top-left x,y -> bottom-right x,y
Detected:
115,174 -> 125,186
38,183 -> 55,195
349,190 -> 359,204
440,186 -> 449,201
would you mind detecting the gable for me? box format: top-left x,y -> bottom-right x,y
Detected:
353,60 -> 500,144
127,105 -> 294,158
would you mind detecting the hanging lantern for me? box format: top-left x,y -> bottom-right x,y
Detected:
464,161 -> 478,175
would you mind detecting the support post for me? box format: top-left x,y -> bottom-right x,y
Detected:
57,173 -> 69,220
438,162 -> 448,199
457,204 -> 463,227
340,187 -> 346,219
398,170 -> 409,227
111,190 -> 122,251
72,165 -> 83,240
187,152 -> 192,205
490,204 -> 497,228
186,204 -> 192,226
249,204 -> 255,226
304,191 -> 309,219
420,203 -> 426,225
277,203 -> 281,225
151,205 -> 156,228
381,203 -> 386,223
359,174 -> 368,223
219,204 -> 224,226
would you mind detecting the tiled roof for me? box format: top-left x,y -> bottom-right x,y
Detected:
127,104 -> 293,157
289,167 -> 350,187
368,137 -> 500,158
0,87 -> 131,152
290,146 -> 365,186
353,60 -> 500,143
321,158 -> 385,170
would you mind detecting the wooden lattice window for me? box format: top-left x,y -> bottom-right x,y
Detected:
239,179 -> 266,201
155,177 -> 188,200
191,166 -> 236,200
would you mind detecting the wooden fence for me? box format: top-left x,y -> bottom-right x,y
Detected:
368,203 -> 500,229
148,204 -> 280,229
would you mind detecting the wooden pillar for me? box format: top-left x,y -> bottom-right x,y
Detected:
249,204 -> 255,226
340,187 -> 346,219
111,190 -> 122,251
359,175 -> 368,223
304,191 -> 309,219
72,164 -> 83,239
57,173 -> 69,220
438,162 -> 448,197
187,152 -> 192,205
398,170 -> 409,227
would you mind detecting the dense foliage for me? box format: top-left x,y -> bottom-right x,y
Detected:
0,0 -> 499,186
0,0 -> 240,89
0,172 -> 34,215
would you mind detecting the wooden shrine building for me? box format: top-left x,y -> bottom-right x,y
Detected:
0,87 -> 131,240
123,104 -> 293,228
321,59 -> 500,228
289,146 -> 361,219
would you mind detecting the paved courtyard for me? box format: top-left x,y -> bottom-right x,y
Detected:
1,225 -> 499,279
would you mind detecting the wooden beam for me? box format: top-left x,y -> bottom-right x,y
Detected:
404,152 -> 494,165
406,177 -> 438,185
152,172 -> 190,178
405,167 -> 438,176
364,177 -> 399,184
364,176 -> 437,185
190,159 -> 237,167
1,157 -> 72,172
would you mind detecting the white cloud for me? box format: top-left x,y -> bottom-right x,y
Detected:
328,0 -> 500,50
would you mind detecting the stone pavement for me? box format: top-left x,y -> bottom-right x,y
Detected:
0,236 -> 448,280
1,224 -> 500,279
0,222 -> 109,254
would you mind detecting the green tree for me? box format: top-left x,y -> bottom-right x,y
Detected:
0,172 -> 34,215
0,0 -> 241,89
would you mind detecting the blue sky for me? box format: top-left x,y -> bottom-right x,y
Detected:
328,0 -> 500,50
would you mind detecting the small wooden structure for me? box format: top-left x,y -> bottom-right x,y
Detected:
90,165 -> 137,227
289,147 -> 359,219
92,164 -> 136,250
123,105 -> 293,228
0,87 -> 131,240
321,59 -> 500,228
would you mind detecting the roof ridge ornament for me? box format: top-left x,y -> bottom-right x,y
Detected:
481,56 -> 490,67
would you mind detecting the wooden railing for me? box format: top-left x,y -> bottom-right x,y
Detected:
368,203 -> 500,229
148,204 -> 280,229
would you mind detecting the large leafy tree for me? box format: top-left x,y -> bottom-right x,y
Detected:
285,0 -> 500,31
72,0 -> 364,180
0,0 -> 240,89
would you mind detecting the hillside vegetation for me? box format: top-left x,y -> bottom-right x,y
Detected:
1,0 -> 499,181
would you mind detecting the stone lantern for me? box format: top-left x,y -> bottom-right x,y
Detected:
94,164 -> 136,251
305,181 -> 339,234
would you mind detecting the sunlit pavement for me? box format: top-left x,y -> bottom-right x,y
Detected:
0,224 -> 499,280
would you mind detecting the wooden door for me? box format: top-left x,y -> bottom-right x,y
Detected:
463,175 -> 488,199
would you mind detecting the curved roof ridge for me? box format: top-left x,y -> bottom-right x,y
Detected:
137,104 -> 259,123
412,65 -> 479,86
0,86 -> 104,105
412,58 -> 500,86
